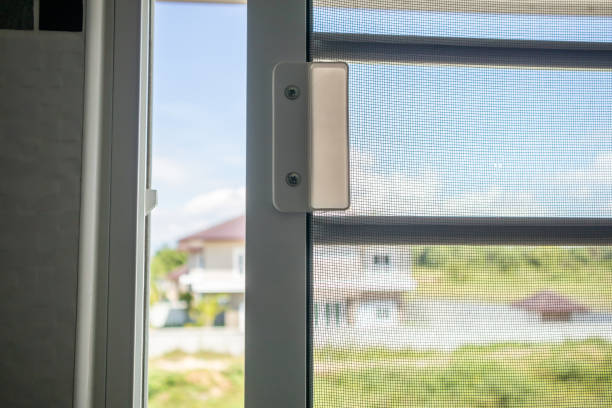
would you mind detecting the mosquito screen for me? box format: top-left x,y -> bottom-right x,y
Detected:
309,1 -> 612,406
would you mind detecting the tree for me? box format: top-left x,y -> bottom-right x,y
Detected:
150,247 -> 187,280
149,279 -> 162,305
191,294 -> 229,326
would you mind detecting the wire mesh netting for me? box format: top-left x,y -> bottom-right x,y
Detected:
309,2 -> 612,407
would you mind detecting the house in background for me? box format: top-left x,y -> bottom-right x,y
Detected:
170,215 -> 416,331
313,245 -> 417,329
176,215 -> 245,331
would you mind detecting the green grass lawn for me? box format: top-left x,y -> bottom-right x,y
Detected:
147,247 -> 612,406
412,246 -> 612,308
148,351 -> 244,408
314,338 -> 612,408
148,339 -> 612,407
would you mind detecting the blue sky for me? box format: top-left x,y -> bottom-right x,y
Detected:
343,64 -> 612,217
151,2 -> 247,250
151,3 -> 611,249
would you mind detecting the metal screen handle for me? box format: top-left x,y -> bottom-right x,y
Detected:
308,63 -> 350,210
273,62 -> 349,212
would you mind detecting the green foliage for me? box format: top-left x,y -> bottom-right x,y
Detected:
149,279 -> 162,305
417,247 -> 448,267
148,341 -> 612,408
148,353 -> 244,408
190,294 -> 229,326
412,246 -> 612,308
313,339 -> 612,408
151,247 -> 187,280
539,339 -> 612,383
179,291 -> 194,311
148,370 -> 191,400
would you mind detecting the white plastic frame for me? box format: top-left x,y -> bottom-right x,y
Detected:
74,0 -> 152,406
246,0 -> 309,407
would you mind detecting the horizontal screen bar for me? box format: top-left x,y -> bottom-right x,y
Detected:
312,216 -> 612,245
311,33 -> 612,69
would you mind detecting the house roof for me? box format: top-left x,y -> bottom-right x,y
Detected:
512,290 -> 589,314
178,215 -> 245,250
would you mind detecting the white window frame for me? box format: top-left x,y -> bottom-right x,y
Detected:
190,251 -> 205,269
233,247 -> 245,275
74,0 -> 152,406
246,1 -> 309,407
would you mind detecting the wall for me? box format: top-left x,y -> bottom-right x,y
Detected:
0,27 -> 84,406
149,327 -> 245,357
204,241 -> 243,270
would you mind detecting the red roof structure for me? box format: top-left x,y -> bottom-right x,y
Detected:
178,215 -> 245,251
512,290 -> 589,321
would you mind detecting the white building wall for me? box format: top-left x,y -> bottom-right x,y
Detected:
204,241 -> 242,270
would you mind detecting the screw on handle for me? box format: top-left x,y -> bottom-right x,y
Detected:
284,85 -> 300,100
285,172 -> 301,187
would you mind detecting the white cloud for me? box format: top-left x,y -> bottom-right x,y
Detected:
442,188 -> 544,216
184,187 -> 245,215
343,148 -> 612,218
345,150 -> 442,216
549,151 -> 612,186
347,170 -> 442,216
152,155 -> 190,185
592,151 -> 612,180
150,186 -> 245,250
